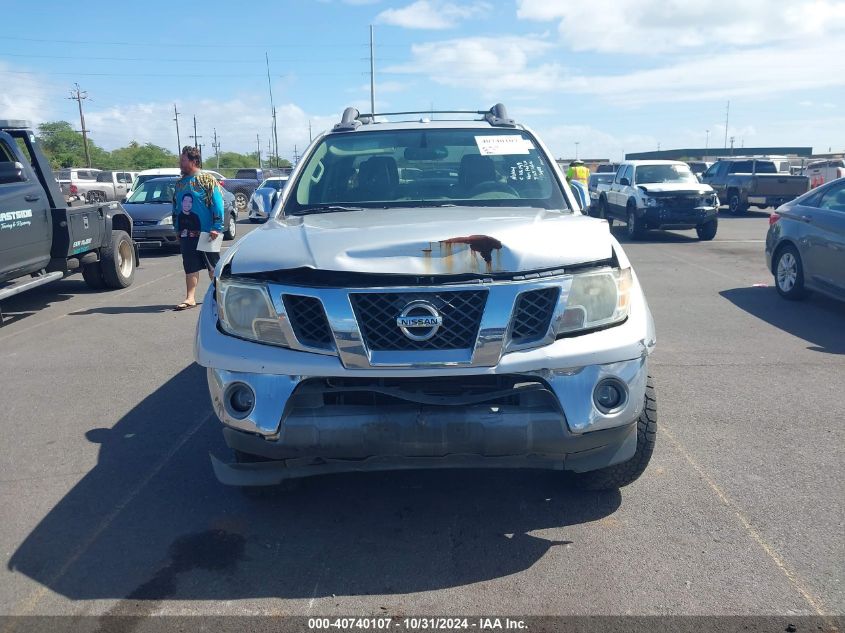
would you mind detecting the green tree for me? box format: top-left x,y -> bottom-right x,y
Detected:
110,142 -> 177,170
36,121 -> 109,169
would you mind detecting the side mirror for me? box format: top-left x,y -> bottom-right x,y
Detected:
619,177 -> 630,186
0,161 -> 26,184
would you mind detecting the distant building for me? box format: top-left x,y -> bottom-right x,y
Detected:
625,147 -> 813,161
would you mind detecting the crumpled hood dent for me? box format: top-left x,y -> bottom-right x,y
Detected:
228,207 -> 613,276
637,183 -> 714,195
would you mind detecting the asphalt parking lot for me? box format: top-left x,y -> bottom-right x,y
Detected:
0,212 -> 842,623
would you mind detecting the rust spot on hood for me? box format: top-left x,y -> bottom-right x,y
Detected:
440,235 -> 503,266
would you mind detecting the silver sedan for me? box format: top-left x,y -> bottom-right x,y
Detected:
247,176 -> 289,223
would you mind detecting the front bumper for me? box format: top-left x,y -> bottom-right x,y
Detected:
196,271 -> 655,484
643,205 -> 718,229
132,225 -> 179,248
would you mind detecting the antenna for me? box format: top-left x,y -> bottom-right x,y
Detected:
256,133 -> 261,168
68,83 -> 92,167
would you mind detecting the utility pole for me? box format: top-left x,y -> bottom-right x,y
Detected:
173,103 -> 181,156
723,101 -> 730,149
189,116 -> 202,166
705,129 -> 709,152
369,25 -> 376,115
212,128 -> 221,169
265,53 -> 279,169
308,121 -> 312,143
293,144 -> 299,165
574,141 -> 579,160
729,136 -> 735,155
68,83 -> 92,168
657,142 -> 661,152
256,134 -> 262,168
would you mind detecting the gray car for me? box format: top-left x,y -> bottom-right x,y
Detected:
124,176 -> 239,249
766,177 -> 845,301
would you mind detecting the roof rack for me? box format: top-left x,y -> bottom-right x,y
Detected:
332,103 -> 515,132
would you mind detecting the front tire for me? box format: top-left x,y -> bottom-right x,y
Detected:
234,192 -> 248,212
573,377 -> 657,491
626,206 -> 646,240
696,218 -> 718,241
224,213 -> 237,240
774,244 -> 808,300
100,230 -> 135,289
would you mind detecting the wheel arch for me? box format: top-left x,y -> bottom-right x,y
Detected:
771,238 -> 801,274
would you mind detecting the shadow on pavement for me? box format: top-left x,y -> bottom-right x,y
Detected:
610,226 -> 699,244
69,304 -> 185,315
721,286 -> 845,354
8,363 -> 621,603
0,278 -> 84,327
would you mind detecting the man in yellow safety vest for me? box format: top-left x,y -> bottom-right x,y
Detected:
566,159 -> 590,185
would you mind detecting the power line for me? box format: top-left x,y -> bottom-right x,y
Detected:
0,35 -> 372,49
67,83 -> 92,168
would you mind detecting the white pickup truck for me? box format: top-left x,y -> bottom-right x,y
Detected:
195,105 -> 657,493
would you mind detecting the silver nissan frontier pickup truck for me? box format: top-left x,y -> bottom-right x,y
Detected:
195,104 -> 657,492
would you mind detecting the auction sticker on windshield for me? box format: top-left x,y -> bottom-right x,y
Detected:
475,135 -> 533,156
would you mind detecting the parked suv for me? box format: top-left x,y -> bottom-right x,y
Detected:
195,104 -> 657,493
597,160 -> 720,240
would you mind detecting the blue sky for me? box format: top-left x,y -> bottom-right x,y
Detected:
2,0 -> 843,162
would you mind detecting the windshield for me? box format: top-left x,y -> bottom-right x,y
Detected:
126,178 -> 176,204
259,178 -> 287,190
286,128 -> 567,215
635,164 -> 698,184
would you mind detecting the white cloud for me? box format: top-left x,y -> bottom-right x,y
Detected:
0,63 -> 55,124
84,99 -> 337,158
377,0 -> 490,29
385,36 -> 564,95
558,41 -> 845,105
517,0 -> 845,54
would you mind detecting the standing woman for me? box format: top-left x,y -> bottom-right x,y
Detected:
173,146 -> 224,310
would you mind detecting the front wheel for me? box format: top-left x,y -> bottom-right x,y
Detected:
224,213 -> 237,240
696,218 -> 718,241
774,244 -> 808,300
234,192 -> 248,212
626,207 -> 646,240
573,377 -> 657,490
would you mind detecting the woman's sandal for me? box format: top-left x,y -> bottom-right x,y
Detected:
174,302 -> 197,311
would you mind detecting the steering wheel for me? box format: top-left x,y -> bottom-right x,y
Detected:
468,180 -> 519,198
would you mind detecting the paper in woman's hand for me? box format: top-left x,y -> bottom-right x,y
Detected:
196,231 -> 224,252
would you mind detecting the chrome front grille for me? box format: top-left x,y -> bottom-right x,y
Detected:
350,290 -> 487,351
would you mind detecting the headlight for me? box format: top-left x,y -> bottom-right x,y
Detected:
159,215 -> 173,225
555,268 -> 632,335
642,196 -> 657,207
216,279 -> 290,346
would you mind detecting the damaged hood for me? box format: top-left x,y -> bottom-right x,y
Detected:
637,182 -> 713,195
228,207 -> 613,276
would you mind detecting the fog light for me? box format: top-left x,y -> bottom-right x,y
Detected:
225,383 -> 255,419
594,378 -> 627,413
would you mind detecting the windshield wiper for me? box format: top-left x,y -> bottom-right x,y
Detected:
292,205 -> 365,215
